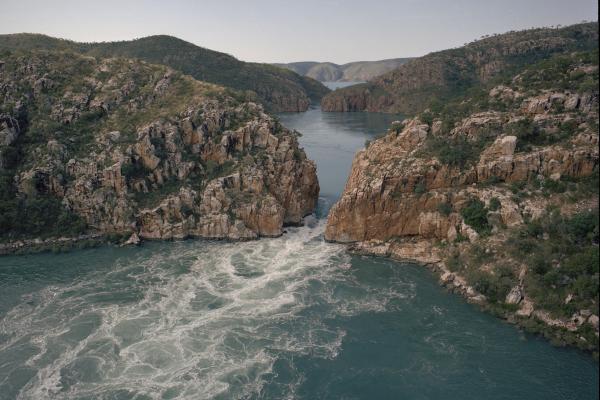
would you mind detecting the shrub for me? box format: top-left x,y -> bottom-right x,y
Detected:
121,161 -> 149,180
437,202 -> 453,216
420,111 -> 434,126
488,197 -> 501,211
470,271 -> 514,303
414,182 -> 426,195
544,179 -> 567,194
565,210 -> 598,242
454,232 -> 468,243
460,198 -> 491,235
531,254 -> 552,275
0,146 -> 21,169
428,135 -> 480,168
447,251 -> 461,272
204,159 -> 235,181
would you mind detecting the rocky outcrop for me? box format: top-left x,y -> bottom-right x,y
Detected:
325,118 -> 597,242
0,50 -> 319,244
325,55 -> 599,351
320,83 -> 396,112
321,22 -> 598,113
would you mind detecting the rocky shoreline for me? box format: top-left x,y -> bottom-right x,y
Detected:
0,233 -> 108,255
347,238 -> 600,351
323,49 -> 600,353
0,225 -> 291,256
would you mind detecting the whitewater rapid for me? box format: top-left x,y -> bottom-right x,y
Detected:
0,215 -> 414,399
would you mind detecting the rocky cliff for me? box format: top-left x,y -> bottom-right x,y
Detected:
0,50 -> 319,248
0,34 -> 330,113
322,22 -> 598,114
325,49 -> 599,353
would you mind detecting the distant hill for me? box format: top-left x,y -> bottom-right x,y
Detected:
273,58 -> 413,82
321,22 -> 599,114
0,33 -> 330,112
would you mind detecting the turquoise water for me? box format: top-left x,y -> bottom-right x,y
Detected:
0,85 -> 598,399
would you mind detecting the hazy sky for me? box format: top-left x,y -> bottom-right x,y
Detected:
1,0 -> 597,64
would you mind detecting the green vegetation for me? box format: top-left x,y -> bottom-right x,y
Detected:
121,162 -> 151,180
323,22 -> 598,115
469,265 -> 516,304
447,206 -> 599,352
0,172 -> 87,241
0,33 -> 330,111
413,182 -> 426,195
507,209 -> 599,329
437,202 -> 453,216
203,160 -> 236,181
0,49 -> 266,241
460,198 -> 491,235
508,117 -> 579,152
516,49 -> 599,93
422,135 -> 488,168
488,197 -> 501,211
426,48 -> 597,133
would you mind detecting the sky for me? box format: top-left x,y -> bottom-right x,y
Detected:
1,0 -> 598,64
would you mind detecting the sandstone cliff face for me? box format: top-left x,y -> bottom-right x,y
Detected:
325,55 -> 599,350
0,51 -> 318,242
325,118 -> 597,242
321,22 -> 598,113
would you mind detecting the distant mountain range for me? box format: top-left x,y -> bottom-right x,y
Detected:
0,34 -> 329,112
272,58 -> 413,82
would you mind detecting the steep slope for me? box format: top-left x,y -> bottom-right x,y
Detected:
274,58 -> 412,82
0,49 -> 319,251
0,34 -> 330,112
322,22 -> 598,113
325,49 -> 599,353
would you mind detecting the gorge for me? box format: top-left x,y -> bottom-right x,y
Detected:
0,18 -> 598,400
0,95 -> 598,398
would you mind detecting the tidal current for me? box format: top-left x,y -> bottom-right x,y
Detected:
0,83 -> 597,399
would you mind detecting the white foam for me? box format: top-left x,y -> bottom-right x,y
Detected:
0,219 -> 414,399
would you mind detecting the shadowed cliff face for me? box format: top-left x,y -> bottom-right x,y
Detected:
325,48 -> 599,352
0,34 -> 330,113
0,50 -> 319,244
321,22 -> 599,114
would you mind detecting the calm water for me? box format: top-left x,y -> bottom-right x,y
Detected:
0,84 -> 598,399
278,106 -> 399,198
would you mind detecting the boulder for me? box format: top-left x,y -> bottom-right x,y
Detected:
505,286 -> 523,304
123,232 -> 141,246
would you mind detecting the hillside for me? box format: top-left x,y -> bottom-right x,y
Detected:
321,22 -> 598,114
0,34 -> 330,112
0,49 -> 319,252
273,58 -> 412,82
325,48 -> 600,354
